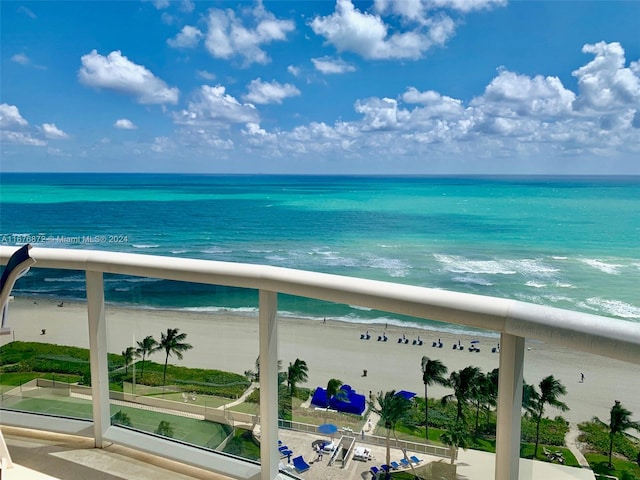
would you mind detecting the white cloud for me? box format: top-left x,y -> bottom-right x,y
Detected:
78,50 -> 179,104
375,0 -> 506,18
244,79 -> 300,104
11,53 -> 30,65
41,123 -> 68,139
310,0 -> 456,60
287,65 -> 300,77
402,87 -> 464,117
174,85 -> 259,126
204,3 -> 295,65
168,25 -> 203,48
0,104 -> 47,146
180,0 -> 195,13
0,103 -> 29,128
114,119 -> 137,129
472,68 -> 576,118
197,70 -> 216,81
572,41 -> 640,113
311,56 -> 356,74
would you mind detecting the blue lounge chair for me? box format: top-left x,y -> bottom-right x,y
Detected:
370,466 -> 380,478
278,445 -> 289,452
280,449 -> 293,458
292,455 -> 310,473
400,458 -> 410,467
410,455 -> 422,464
390,461 -> 401,469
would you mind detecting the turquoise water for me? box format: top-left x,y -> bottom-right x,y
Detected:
1,173 -> 639,328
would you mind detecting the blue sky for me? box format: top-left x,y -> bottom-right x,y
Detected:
1,0 -> 639,174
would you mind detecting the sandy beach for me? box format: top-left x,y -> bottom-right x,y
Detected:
2,297 -> 638,425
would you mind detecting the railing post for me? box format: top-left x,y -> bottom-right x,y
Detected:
259,290 -> 278,480
86,271 -> 111,448
495,333 -> 525,480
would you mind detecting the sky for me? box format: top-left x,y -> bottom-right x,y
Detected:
1,0 -> 639,175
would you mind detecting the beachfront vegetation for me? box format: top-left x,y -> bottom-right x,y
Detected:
158,328 -> 193,387
578,402 -> 640,477
0,341 -> 249,398
286,358 -> 308,396
441,366 -> 482,423
121,346 -> 135,374
530,375 -> 569,457
420,356 -> 447,441
135,335 -> 158,380
370,390 -> 413,476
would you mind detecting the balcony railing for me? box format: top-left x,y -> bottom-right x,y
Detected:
1,246 -> 639,480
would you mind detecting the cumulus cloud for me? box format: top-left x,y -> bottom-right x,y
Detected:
168,25 -> 203,48
114,119 -> 137,129
230,41 -> 639,168
311,56 -> 356,74
471,68 -> 576,118
174,85 -> 259,126
375,0 -> 506,17
78,50 -> 179,104
572,41 -> 640,113
0,103 -> 29,129
310,0 -> 457,60
244,79 -> 300,104
204,3 -> 294,66
41,123 -> 68,139
0,104 -> 46,146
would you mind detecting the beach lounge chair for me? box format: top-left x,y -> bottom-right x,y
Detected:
370,466 -> 380,478
410,455 -> 422,464
390,461 -> 401,469
292,455 -> 310,473
400,458 -> 410,467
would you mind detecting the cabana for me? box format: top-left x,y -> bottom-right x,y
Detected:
310,384 -> 366,415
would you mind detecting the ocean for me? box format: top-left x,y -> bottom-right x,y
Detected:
1,173 -> 639,331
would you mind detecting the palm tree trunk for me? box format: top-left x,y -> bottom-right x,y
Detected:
534,410 -> 543,457
424,384 -> 429,441
163,353 -> 169,386
608,435 -> 614,468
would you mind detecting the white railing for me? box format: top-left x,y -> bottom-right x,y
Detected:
2,246 -> 640,480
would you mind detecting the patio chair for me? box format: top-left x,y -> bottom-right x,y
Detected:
292,455 -> 310,473
370,466 -> 380,478
400,458 -> 410,467
410,455 -> 422,464
390,461 -> 401,469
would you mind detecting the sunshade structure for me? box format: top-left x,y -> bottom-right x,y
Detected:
395,390 -> 416,401
317,423 -> 338,436
310,384 -> 366,415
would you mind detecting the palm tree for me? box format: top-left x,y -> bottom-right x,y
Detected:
421,356 -> 448,441
442,366 -> 482,423
121,346 -> 135,375
533,375 -> 569,457
607,401 -> 640,468
369,390 -> 412,477
286,358 -> 309,397
135,335 -> 158,381
325,378 -> 343,422
440,421 -> 471,465
158,328 -> 193,387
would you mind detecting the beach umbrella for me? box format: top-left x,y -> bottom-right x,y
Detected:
317,423 -> 338,436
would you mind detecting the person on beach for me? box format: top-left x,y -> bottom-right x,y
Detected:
580,372 -> 585,383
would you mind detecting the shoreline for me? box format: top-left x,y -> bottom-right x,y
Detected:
2,296 -> 638,425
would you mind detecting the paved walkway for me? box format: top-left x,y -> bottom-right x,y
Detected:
566,423 -> 592,469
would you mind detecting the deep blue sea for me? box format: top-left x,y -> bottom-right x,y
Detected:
1,173 -> 639,330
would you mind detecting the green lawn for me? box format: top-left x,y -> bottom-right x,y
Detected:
585,452 -> 640,480
8,395 -> 231,449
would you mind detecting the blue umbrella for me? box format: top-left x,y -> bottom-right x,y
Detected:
317,423 -> 338,435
